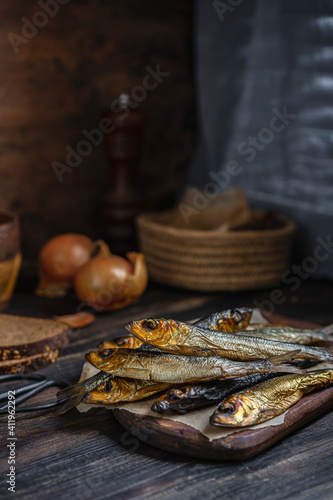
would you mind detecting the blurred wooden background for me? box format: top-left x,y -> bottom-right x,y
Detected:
0,0 -> 195,277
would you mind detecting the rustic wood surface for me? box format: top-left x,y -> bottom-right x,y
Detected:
1,280 -> 333,499
113,378 -> 333,462
112,310 -> 333,461
0,1 -> 194,276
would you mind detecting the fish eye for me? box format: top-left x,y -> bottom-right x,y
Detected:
116,337 -> 127,346
232,310 -> 243,324
142,319 -> 159,331
220,402 -> 236,414
171,388 -> 187,399
99,349 -> 113,358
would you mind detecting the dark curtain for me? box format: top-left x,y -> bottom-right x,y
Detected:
187,0 -> 333,278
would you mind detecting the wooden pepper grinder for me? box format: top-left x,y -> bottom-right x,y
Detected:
99,94 -> 145,255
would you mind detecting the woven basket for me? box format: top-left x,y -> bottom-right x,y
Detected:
137,211 -> 296,292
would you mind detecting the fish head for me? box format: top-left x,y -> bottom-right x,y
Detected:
84,378 -> 133,404
210,394 -> 260,427
166,386 -> 199,412
113,336 -> 143,349
151,398 -> 171,414
100,337 -> 134,349
82,378 -> 118,404
125,318 -> 182,346
217,308 -> 252,332
169,386 -> 194,399
85,348 -> 129,372
152,385 -> 196,414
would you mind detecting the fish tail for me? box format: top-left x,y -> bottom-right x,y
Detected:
56,378 -> 88,401
55,380 -> 89,415
268,364 -> 305,375
267,350 -> 305,374
55,372 -> 107,415
54,394 -> 85,416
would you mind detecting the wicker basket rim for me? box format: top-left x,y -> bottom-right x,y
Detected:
137,210 -> 296,239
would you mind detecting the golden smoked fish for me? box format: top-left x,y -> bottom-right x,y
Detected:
98,336 -> 144,351
151,372 -> 277,415
56,371 -> 113,415
240,325 -> 333,345
85,348 -> 303,384
210,369 -> 333,427
83,377 -> 170,405
125,319 -> 333,362
194,308 -> 252,332
97,308 -> 253,352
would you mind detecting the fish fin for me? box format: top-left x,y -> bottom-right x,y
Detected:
181,346 -> 214,356
268,350 -> 301,365
56,372 -> 107,400
54,395 -> 83,416
142,344 -> 213,356
317,323 -> 333,336
267,350 -> 305,374
269,364 -> 305,375
121,367 -> 151,379
56,379 -> 87,401
261,409 -> 279,418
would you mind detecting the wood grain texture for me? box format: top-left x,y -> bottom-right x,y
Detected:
0,280 -> 333,499
0,0 -> 194,277
113,386 -> 333,461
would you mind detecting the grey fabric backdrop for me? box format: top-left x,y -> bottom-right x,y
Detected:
187,0 -> 333,278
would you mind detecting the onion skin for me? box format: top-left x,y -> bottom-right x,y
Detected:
36,234 -> 94,298
54,312 -> 96,329
74,251 -> 148,312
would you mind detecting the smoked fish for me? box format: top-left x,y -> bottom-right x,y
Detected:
210,369 -> 333,427
151,372 -> 277,415
56,371 -> 113,415
125,318 -> 333,362
194,307 -> 252,332
83,377 -> 170,405
85,348 -> 303,384
237,325 -> 333,345
97,307 -> 253,352
98,336 -> 144,351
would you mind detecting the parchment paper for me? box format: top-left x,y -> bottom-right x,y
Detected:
76,309 -> 333,441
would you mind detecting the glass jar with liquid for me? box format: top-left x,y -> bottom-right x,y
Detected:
0,210 -> 21,311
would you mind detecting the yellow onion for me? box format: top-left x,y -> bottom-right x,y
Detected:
74,242 -> 148,311
36,234 -> 94,298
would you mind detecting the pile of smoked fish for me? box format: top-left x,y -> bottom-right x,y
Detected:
57,308 -> 333,427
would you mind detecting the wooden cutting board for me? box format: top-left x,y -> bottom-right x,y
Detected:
112,314 -> 333,461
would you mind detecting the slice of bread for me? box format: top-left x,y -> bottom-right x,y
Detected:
0,348 -> 59,374
0,314 -> 70,361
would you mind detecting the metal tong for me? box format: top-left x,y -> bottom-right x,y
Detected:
0,373 -> 69,415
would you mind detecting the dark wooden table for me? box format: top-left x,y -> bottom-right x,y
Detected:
1,280 -> 333,500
